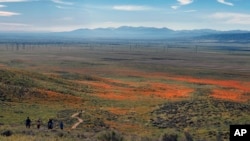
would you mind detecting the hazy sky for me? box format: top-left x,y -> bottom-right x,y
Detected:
0,0 -> 249,32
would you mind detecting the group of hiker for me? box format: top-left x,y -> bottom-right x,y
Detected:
25,117 -> 64,130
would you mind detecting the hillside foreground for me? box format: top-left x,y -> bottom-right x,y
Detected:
0,43 -> 250,141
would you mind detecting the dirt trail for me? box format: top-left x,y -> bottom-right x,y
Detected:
71,111 -> 84,129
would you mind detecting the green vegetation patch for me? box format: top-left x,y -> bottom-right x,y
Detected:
151,99 -> 250,140
0,69 -> 35,87
0,68 -> 91,102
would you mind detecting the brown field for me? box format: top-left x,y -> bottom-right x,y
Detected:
0,42 -> 250,140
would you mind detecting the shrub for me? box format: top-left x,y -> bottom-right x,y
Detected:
98,130 -> 123,141
184,132 -> 193,141
1,130 -> 13,137
161,133 -> 178,141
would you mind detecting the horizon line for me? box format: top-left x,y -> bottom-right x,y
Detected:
0,25 -> 250,33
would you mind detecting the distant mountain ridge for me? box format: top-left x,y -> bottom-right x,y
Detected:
0,26 -> 250,41
198,32 -> 250,41
58,26 -> 250,40
58,26 -> 176,39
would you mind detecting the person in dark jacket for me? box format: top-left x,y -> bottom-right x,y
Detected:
60,121 -> 64,130
25,117 -> 31,128
48,119 -> 53,129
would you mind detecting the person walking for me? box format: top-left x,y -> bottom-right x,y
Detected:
25,117 -> 31,128
60,121 -> 64,130
37,119 -> 41,129
48,119 -> 53,129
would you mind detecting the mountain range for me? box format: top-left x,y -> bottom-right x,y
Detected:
0,26 -> 250,42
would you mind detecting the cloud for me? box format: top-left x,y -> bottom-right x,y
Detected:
0,22 -> 30,26
172,0 -> 193,10
55,5 -> 71,9
0,11 -> 20,16
217,0 -> 234,6
184,10 -> 197,13
0,22 -> 31,31
113,5 -> 151,11
0,1 -> 28,16
51,0 -> 73,5
211,12 -> 250,24
171,6 -> 179,10
177,0 -> 193,5
0,0 -> 28,2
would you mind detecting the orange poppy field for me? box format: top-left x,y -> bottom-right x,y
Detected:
0,44 -> 249,140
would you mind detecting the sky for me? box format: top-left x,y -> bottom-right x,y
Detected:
0,0 -> 249,32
